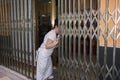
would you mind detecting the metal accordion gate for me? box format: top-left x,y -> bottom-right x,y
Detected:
0,0 -> 35,79
58,0 -> 120,80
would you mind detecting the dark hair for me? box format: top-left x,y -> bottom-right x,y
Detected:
54,18 -> 58,27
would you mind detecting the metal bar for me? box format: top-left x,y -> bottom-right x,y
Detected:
16,0 -> 21,73
2,0 -> 4,65
20,0 -> 26,76
8,0 -> 13,70
4,0 -> 7,67
6,0 -> 9,68
1,0 -> 3,65
90,0 -> 93,64
6,0 -> 10,68
73,0 -> 76,62
19,0 -> 25,74
2,0 -> 6,66
11,0 -> 14,70
13,0 -> 18,72
0,0 -> 2,65
96,0 -> 100,79
31,0 -> 35,79
26,0 -> 31,77
11,0 -> 14,69
68,0 -> 72,79
78,0 -> 81,64
89,0 -> 94,79
112,0 -> 118,79
97,0 -> 100,66
6,0 -> 8,68
14,0 -> 17,71
19,0 -> 23,74
19,1 -> 24,74
10,0 -> 13,70
83,0 -> 87,66
13,0 -> 18,71
103,0 -> 109,80
58,0 -> 63,79
15,0 -> 18,71
23,0 -> 27,76
9,0 -> 12,69
24,0 -> 29,77
4,0 -> 7,68
68,0 -> 71,61
15,0 -> 20,73
58,0 -> 60,78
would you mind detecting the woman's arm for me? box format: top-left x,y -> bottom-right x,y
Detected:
45,38 -> 58,49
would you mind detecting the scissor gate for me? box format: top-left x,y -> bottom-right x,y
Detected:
0,0 -> 35,79
58,0 -> 120,80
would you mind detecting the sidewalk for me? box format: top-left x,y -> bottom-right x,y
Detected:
0,65 -> 30,80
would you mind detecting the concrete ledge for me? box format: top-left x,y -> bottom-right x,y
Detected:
0,65 -> 31,80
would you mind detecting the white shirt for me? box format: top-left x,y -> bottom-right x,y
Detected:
38,29 -> 57,57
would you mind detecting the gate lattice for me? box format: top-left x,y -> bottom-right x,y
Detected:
58,0 -> 120,80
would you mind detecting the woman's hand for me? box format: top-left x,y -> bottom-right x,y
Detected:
54,40 -> 59,45
56,35 -> 61,41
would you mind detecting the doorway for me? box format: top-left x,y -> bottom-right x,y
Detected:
35,0 -> 58,68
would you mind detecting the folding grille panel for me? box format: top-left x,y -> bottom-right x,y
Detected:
0,0 -> 35,79
58,0 -> 120,80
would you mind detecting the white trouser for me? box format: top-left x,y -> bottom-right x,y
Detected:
36,53 -> 52,80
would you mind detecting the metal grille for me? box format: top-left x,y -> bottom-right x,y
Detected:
58,0 -> 120,80
0,0 -> 35,79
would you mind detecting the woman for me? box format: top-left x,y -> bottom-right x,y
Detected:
36,19 -> 60,80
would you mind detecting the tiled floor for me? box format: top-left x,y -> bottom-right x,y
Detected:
0,65 -> 58,80
0,66 -> 30,80
0,68 -> 11,80
0,77 -> 11,80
